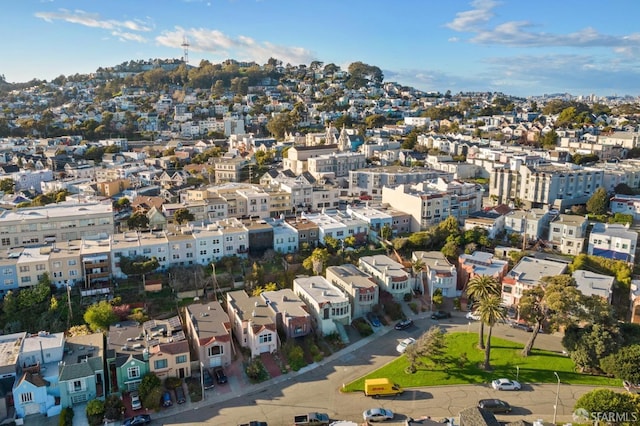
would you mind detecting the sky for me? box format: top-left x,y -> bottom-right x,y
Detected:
2,0 -> 640,97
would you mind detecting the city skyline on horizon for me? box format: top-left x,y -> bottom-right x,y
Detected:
2,0 -> 640,98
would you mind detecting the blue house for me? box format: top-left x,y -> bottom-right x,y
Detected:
0,250 -> 21,299
59,333 -> 106,407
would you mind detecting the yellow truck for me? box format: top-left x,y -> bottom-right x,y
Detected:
364,378 -> 403,397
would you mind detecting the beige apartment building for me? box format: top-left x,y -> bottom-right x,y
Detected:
0,203 -> 114,249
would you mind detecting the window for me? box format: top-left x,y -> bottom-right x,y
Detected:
3,268 -> 11,275
154,359 -> 168,370
68,260 -> 77,266
1,238 -> 10,247
207,346 -> 222,356
69,270 -> 78,276
20,392 -> 33,404
19,266 -> 30,273
176,355 -> 187,364
73,380 -> 83,392
259,334 -> 272,344
127,366 -> 140,379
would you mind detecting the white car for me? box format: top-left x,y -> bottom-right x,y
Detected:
363,408 -> 394,422
130,392 -> 142,410
396,337 -> 416,354
466,311 -> 480,321
491,378 -> 521,391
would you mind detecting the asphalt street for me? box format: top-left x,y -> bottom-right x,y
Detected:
157,313 -> 611,425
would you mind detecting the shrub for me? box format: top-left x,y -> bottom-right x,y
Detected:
403,293 -> 413,302
104,394 -> 125,422
59,407 -> 74,426
352,318 -> 373,337
246,358 -> 268,382
86,399 -> 105,426
310,344 -> 324,362
285,344 -> 305,371
164,377 -> 183,390
185,377 -> 202,402
408,302 -> 418,314
138,373 -> 161,403
141,386 -> 163,412
383,301 -> 403,320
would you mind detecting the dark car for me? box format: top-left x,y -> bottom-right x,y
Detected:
213,366 -> 228,384
161,390 -> 172,407
123,414 -> 151,426
175,385 -> 186,404
367,312 -> 382,328
431,310 -> 452,320
238,422 -> 268,426
510,321 -> 534,332
478,399 -> 512,413
203,367 -> 215,389
394,318 -> 414,330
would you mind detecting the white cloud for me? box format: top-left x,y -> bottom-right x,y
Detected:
112,31 -> 148,43
156,27 -> 316,65
445,0 -> 498,32
35,9 -> 152,32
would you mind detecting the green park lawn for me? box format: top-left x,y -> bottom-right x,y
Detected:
342,332 -> 618,392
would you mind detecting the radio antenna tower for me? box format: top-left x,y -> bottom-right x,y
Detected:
181,35 -> 190,64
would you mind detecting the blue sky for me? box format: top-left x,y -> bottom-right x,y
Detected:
2,0 -> 640,97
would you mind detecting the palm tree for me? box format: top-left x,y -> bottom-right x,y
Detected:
476,294 -> 505,371
466,275 -> 501,349
411,258 -> 426,296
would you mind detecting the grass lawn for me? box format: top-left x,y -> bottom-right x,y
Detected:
342,332 -> 618,392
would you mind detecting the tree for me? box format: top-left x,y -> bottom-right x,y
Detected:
114,197 -> 130,211
254,150 -> 274,166
127,211 -> 150,230
173,208 -> 195,224
404,326 -> 446,374
302,248 -> 329,275
323,235 -> 340,254
83,301 -> 117,332
574,389 -> 639,423
466,275 -> 501,349
586,187 -> 609,215
614,183 -> 635,195
518,274 -> 583,356
138,373 -> 162,411
563,323 -> 619,372
600,345 -> 640,383
476,294 -> 505,370
85,399 -> 105,426
103,394 -> 125,422
266,112 -> 294,140
0,178 -> 15,194
364,114 -> 386,129
540,130 -> 558,150
380,223 -> 393,242
441,239 -> 459,260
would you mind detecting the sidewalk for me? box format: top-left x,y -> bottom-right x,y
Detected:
148,319 -> 399,424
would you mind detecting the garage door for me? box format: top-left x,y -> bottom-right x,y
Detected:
24,403 -> 40,416
209,356 -> 222,368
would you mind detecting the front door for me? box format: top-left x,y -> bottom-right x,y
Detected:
178,368 -> 185,379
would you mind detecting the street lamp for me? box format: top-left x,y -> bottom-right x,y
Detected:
553,371 -> 560,424
516,366 -> 520,380
200,362 -> 205,401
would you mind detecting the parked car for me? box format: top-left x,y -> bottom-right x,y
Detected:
431,310 -> 451,320
162,390 -> 172,407
510,321 -> 533,332
367,312 -> 382,328
123,414 -> 151,426
491,378 -> 521,391
465,311 -> 480,321
396,337 -> 416,354
363,408 -> 394,422
624,380 -> 640,393
238,422 -> 267,426
394,318 -> 413,330
175,385 -> 186,404
478,399 -> 512,413
130,392 -> 142,410
214,366 -> 228,384
203,368 -> 215,389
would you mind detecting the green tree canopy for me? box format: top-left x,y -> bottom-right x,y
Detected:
173,208 -> 195,225
574,388 -> 639,422
83,301 -> 117,332
600,345 -> 640,383
518,274 -> 583,356
302,248 -> 329,275
586,187 -> 609,215
127,211 -> 150,230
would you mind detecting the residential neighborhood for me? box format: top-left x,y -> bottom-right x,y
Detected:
1,57 -> 640,425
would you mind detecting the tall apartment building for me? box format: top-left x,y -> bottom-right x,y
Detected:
307,151 -> 366,179
382,179 -> 482,232
348,166 -> 452,197
490,161 -> 604,210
